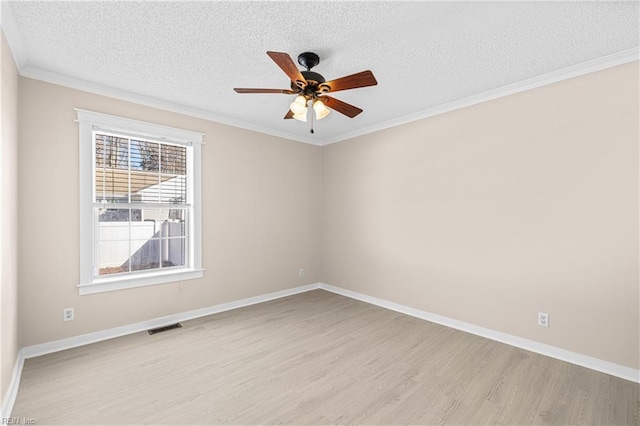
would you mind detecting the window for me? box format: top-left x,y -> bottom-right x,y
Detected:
77,110 -> 203,295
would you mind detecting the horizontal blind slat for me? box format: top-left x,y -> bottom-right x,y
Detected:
94,203 -> 191,209
94,133 -> 187,205
93,126 -> 194,147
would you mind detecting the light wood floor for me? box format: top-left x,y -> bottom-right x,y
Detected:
12,290 -> 639,425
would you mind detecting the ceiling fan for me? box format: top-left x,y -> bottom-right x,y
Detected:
234,51 -> 377,132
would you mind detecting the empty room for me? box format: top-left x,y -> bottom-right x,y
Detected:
1,1 -> 639,425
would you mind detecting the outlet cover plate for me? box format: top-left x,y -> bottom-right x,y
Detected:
64,308 -> 74,321
538,312 -> 549,327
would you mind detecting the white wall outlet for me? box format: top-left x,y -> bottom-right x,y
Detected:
64,308 -> 74,321
299,268 -> 304,277
538,312 -> 549,327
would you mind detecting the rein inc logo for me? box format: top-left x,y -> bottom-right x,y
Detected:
1,418 -> 35,425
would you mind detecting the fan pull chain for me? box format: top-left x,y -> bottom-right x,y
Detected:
310,105 -> 314,134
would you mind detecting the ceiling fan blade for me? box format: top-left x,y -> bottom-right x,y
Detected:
284,110 -> 294,119
322,96 -> 363,118
234,88 -> 296,94
324,70 -> 377,93
266,51 -> 306,86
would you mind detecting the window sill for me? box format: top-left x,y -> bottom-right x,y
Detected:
78,269 -> 204,295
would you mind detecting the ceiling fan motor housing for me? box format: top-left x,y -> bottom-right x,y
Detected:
301,70 -> 325,83
291,70 -> 326,94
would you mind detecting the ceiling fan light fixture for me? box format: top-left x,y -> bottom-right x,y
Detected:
292,110 -> 307,122
235,51 -> 377,125
289,95 -> 307,115
313,99 -> 330,120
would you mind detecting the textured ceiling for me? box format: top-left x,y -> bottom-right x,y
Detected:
5,1 -> 640,144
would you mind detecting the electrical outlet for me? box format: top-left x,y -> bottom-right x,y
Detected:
64,308 -> 74,322
538,312 -> 549,327
299,268 -> 304,277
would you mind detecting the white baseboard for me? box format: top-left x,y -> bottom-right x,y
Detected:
22,283 -> 320,359
318,283 -> 640,383
0,349 -> 25,419
10,279 -> 638,418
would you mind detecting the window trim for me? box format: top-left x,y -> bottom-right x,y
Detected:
76,109 -> 204,295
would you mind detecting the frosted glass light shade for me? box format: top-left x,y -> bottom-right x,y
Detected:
289,95 -> 307,115
313,99 -> 330,120
292,110 -> 307,122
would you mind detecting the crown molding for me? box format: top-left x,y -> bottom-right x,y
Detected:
320,48 -> 640,146
1,1 -> 28,70
20,48 -> 638,148
20,66 -> 320,146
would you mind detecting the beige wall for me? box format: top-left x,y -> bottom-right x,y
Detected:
18,78 -> 321,347
320,62 -> 640,369
1,31 -> 20,403
10,51 -> 640,373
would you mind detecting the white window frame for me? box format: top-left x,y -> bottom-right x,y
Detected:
76,109 -> 204,295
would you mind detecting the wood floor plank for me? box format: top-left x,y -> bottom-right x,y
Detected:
11,290 -> 639,425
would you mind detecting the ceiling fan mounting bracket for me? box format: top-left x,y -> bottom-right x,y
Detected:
297,52 -> 320,71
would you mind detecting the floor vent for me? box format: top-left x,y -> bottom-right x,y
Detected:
148,323 -> 182,335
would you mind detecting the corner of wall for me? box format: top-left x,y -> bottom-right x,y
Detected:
1,27 -> 22,412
